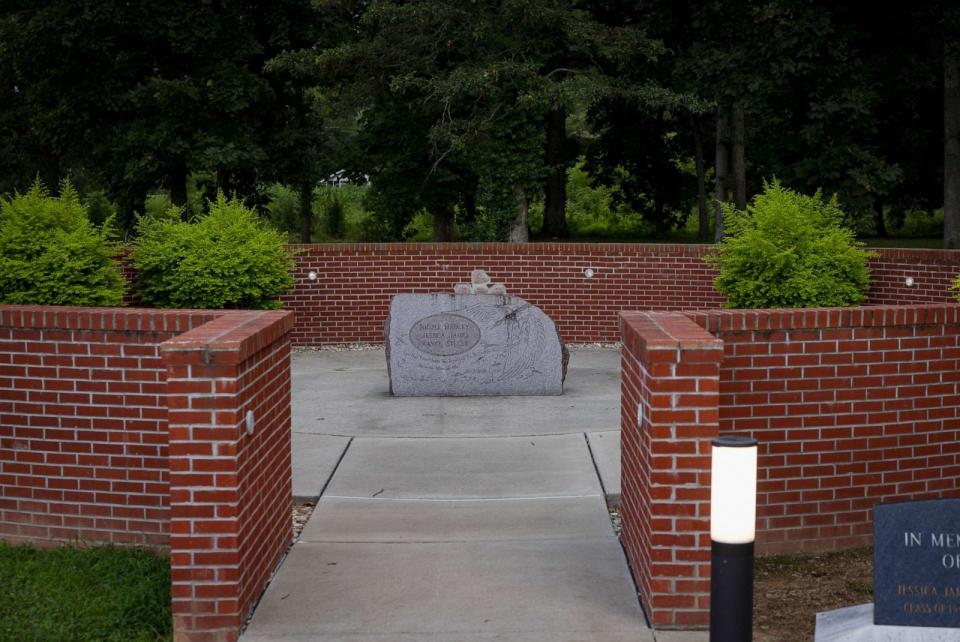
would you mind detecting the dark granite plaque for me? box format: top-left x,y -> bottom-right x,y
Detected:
873,498 -> 960,628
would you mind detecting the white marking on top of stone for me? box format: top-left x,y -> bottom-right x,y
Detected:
457,269 -> 507,295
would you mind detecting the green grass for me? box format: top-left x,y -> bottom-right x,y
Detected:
0,542 -> 171,642
533,230 -> 946,248
532,228 -> 709,244
858,236 -> 942,248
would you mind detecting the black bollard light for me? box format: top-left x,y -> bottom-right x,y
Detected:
710,435 -> 758,642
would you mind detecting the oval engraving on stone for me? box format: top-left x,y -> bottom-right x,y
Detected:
409,313 -> 481,356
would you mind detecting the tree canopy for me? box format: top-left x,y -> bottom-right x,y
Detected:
1,0 -> 956,244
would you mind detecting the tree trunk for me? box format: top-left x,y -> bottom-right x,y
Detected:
693,118 -> 710,243
874,197 -> 888,238
654,195 -> 667,238
169,159 -> 188,209
299,172 -> 312,243
294,83 -> 314,244
509,185 -> 529,242
714,108 -> 731,241
431,205 -> 456,242
732,104 -> 747,209
462,188 -> 478,225
946,8 -> 960,248
542,106 -> 568,237
39,146 -> 60,196
119,188 -> 146,239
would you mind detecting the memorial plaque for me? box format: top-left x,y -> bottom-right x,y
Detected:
408,314 -> 481,356
385,293 -> 568,396
874,498 -> 960,628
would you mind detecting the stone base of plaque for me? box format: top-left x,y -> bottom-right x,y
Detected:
815,603 -> 959,641
385,293 -> 567,396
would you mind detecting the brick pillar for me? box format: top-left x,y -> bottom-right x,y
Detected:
620,311 -> 723,628
162,311 -> 293,642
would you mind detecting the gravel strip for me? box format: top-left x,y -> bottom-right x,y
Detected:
292,503 -> 315,542
609,509 -> 621,536
568,342 -> 620,351
295,344 -> 384,352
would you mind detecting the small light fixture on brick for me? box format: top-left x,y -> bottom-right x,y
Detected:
710,435 -> 758,642
245,410 -> 255,436
905,276 -> 914,287
583,267 -> 595,279
307,271 -> 318,281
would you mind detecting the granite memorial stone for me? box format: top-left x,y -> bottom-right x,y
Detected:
385,292 -> 567,396
874,498 -> 960,628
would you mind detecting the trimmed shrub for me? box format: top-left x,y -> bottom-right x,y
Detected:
131,192 -> 294,309
708,180 -> 874,308
0,180 -> 124,306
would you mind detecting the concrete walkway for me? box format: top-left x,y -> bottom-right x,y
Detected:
242,347 -> 653,642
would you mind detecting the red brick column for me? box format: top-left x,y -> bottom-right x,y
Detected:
162,311 -> 294,642
620,311 -> 723,628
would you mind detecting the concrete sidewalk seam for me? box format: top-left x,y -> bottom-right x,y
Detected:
582,431 -> 611,503
298,536 -> 618,545
316,436 -> 353,499
320,494 -> 605,502
296,431 -> 615,439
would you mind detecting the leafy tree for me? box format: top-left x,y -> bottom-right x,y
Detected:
1,0 -> 953,247
1,1 -> 327,231
746,3 -> 940,238
261,0 -> 357,242
618,0 -> 946,244
0,2 -> 131,198
586,103 -> 694,237
100,2 -> 272,221
306,1 -> 506,240
301,0 -> 663,241
945,5 -> 960,248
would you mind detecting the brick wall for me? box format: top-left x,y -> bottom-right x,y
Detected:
164,310 -> 293,642
0,305 -> 294,642
0,306 -> 216,546
620,304 -> 960,628
865,248 -> 960,305
284,243 -> 723,345
283,243 -> 960,346
620,312 -> 722,628
687,305 -> 960,555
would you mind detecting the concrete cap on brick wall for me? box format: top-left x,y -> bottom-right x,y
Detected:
0,305 -> 218,333
160,310 -> 294,366
620,311 -> 723,364
685,303 -> 960,333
